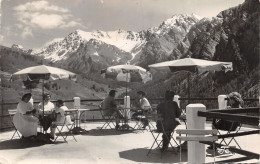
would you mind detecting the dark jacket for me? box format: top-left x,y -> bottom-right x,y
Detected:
156,100 -> 181,132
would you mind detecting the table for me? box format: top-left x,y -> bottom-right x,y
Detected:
68,108 -> 89,133
117,107 -> 134,130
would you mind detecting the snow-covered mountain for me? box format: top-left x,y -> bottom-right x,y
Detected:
32,29 -> 146,63
148,13 -> 201,35
28,13 -> 203,73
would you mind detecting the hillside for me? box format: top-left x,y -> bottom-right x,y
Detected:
0,45 -> 111,103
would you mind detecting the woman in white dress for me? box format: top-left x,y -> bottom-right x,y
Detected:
13,93 -> 39,138
50,100 -> 71,139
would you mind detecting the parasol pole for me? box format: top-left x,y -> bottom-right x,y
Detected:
42,79 -> 45,133
187,72 -> 190,104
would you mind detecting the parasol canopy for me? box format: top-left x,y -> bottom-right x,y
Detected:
12,65 -> 76,81
101,64 -> 152,83
149,58 -> 233,74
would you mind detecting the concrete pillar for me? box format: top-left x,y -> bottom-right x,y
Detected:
73,97 -> 81,109
174,95 -> 180,107
124,96 -> 131,120
218,95 -> 227,110
73,97 -> 81,126
186,104 -> 206,163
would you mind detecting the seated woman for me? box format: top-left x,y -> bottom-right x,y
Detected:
208,92 -> 243,149
38,93 -> 56,131
132,91 -> 152,128
13,93 -> 39,139
50,100 -> 71,139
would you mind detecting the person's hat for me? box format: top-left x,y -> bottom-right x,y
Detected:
228,92 -> 243,103
137,91 -> 145,96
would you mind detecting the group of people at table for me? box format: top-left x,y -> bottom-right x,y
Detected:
13,93 -> 70,140
12,89 -> 243,152
100,89 -> 182,152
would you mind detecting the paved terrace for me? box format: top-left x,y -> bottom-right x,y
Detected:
0,121 -> 259,164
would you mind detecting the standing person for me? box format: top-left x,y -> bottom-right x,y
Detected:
38,94 -> 56,132
50,100 -> 71,139
13,93 -> 39,139
156,90 -> 181,152
101,89 -> 122,130
132,91 -> 152,128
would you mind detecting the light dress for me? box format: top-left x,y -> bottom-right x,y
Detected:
13,101 -> 39,137
52,106 -> 72,125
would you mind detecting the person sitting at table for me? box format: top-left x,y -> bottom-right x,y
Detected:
132,91 -> 152,128
209,91 -> 243,150
101,89 -> 123,130
38,93 -> 56,131
50,100 -> 71,139
156,90 -> 181,152
13,93 -> 39,139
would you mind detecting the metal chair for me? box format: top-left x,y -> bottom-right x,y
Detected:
53,109 -> 77,143
99,108 -> 116,129
8,109 -> 21,140
146,113 -> 178,158
132,109 -> 146,130
213,119 -> 242,150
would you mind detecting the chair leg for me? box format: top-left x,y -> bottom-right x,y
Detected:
11,130 -> 21,140
65,124 -> 77,142
101,116 -> 115,129
147,133 -> 161,156
54,126 -> 67,143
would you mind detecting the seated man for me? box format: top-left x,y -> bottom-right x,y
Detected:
101,89 -> 123,130
156,90 -> 181,152
132,91 -> 152,128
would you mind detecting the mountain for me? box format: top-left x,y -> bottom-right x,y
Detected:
138,14 -> 201,68
3,0 -> 259,103
31,29 -> 146,64
170,0 -> 259,75
29,14 -> 202,73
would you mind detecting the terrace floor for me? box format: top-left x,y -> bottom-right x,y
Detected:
0,122 -> 259,164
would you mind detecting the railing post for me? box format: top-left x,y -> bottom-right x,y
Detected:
186,104 -> 206,163
124,96 -> 131,121
73,97 -> 81,126
218,95 -> 227,109
174,95 -> 180,107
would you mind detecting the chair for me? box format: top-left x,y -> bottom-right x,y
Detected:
132,108 -> 146,130
53,109 -> 77,143
146,113 -> 178,157
176,129 -> 218,163
8,109 -> 21,140
99,107 -> 116,129
213,119 -> 242,150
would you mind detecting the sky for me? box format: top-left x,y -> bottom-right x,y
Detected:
0,0 -> 244,49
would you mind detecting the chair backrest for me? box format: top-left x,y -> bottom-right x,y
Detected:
8,109 -> 17,115
64,109 -> 78,125
8,109 -> 17,120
